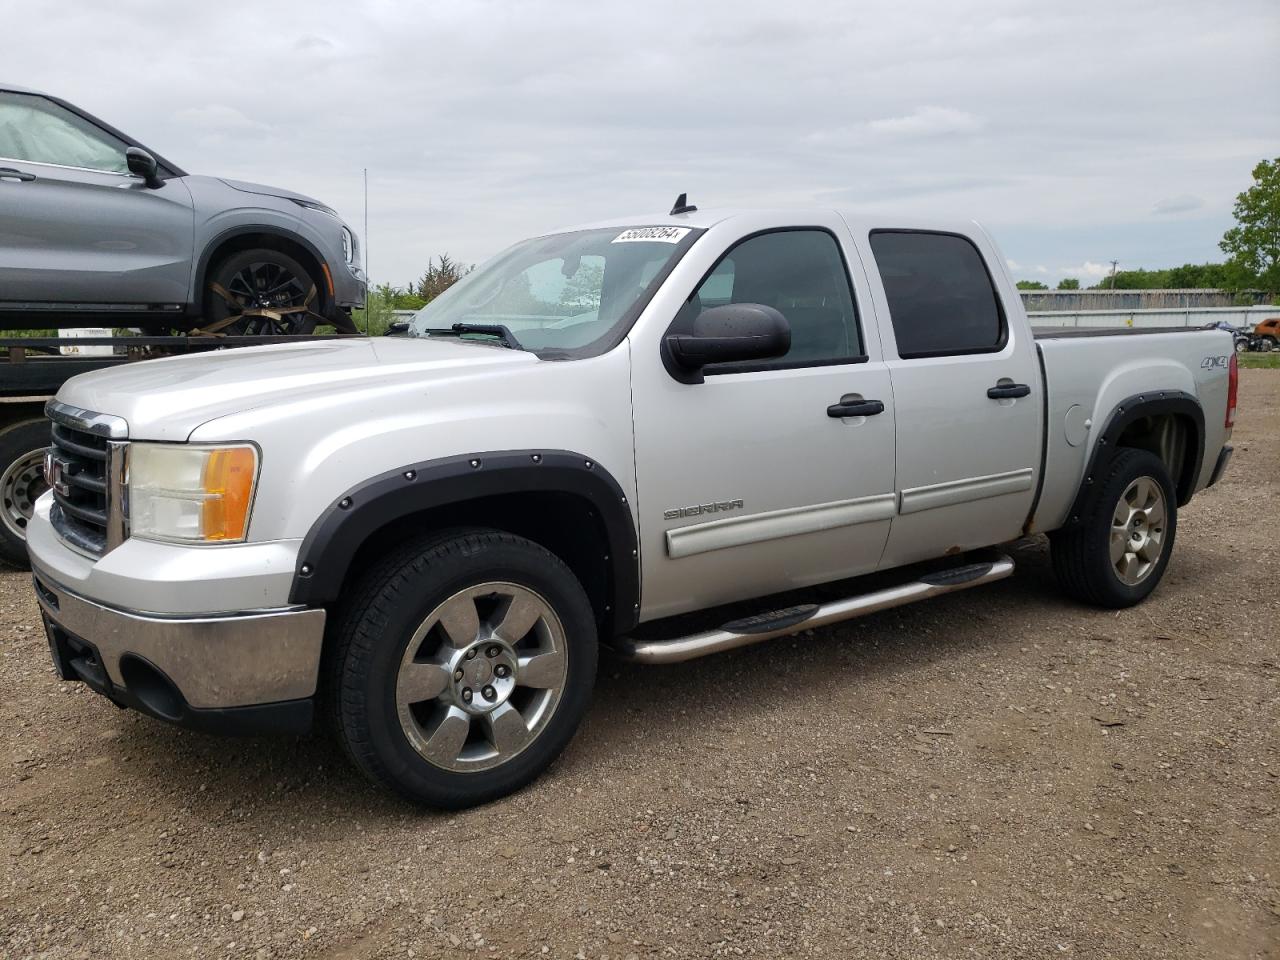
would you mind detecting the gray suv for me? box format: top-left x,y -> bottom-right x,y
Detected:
0,85 -> 364,334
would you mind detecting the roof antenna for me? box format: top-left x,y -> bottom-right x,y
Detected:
669,192 -> 697,216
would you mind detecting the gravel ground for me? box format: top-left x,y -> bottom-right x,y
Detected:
1,371 -> 1277,960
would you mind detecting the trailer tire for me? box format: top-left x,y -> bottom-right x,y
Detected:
0,418 -> 51,569
1050,448 -> 1177,609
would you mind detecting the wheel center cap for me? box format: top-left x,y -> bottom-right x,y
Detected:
450,640 -> 517,715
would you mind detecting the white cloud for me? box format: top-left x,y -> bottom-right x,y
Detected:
6,0 -> 1276,283
1057,261 -> 1116,280
1153,194 -> 1204,215
868,106 -> 985,139
173,104 -> 269,134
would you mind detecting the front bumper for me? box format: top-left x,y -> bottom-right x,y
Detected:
33,563 -> 325,736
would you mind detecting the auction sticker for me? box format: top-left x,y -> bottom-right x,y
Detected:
612,226 -> 692,244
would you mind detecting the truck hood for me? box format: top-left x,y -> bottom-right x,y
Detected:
56,337 -> 537,442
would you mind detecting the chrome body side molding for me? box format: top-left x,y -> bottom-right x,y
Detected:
665,493 -> 898,560
898,468 -> 1034,516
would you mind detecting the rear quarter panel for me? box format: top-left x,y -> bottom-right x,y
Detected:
1033,328 -> 1232,531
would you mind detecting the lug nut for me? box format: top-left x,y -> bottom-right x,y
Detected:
461,688 -> 473,703
482,685 -> 497,701
494,664 -> 511,679
486,645 -> 501,658
465,648 -> 477,660
454,669 -> 464,682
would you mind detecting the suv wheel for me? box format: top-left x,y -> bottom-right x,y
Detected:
327,529 -> 598,808
0,419 -> 51,568
205,248 -> 349,335
1050,447 -> 1177,608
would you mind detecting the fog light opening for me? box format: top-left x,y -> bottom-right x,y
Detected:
119,655 -> 185,721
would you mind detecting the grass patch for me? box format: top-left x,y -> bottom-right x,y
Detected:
1238,352 -> 1280,369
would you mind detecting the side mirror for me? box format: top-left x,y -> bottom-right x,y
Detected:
664,303 -> 790,383
126,147 -> 163,189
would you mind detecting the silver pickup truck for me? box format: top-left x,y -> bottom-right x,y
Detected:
27,205 -> 1236,808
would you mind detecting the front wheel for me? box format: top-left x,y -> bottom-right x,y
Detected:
327,529 -> 598,808
205,248 -> 340,335
0,419 -> 51,568
1050,448 -> 1177,608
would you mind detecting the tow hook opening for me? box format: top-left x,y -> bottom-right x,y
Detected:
119,655 -> 185,721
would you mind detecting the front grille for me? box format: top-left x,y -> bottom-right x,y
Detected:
49,421 -> 112,555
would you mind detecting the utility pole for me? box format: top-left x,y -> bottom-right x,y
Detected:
363,167 -> 369,335
1107,260 -> 1119,290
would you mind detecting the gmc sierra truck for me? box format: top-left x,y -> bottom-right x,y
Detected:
27,204 -> 1236,808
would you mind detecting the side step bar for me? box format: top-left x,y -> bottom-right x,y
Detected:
616,553 -> 1014,664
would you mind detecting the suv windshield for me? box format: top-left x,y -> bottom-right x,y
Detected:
409,226 -> 701,355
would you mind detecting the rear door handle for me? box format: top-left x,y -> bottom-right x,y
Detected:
0,167 -> 36,182
987,383 -> 1031,399
828,397 -> 885,418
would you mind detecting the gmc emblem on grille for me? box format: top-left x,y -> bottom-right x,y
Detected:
44,451 -> 72,498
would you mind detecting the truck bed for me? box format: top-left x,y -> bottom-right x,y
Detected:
1030,324 -> 1232,534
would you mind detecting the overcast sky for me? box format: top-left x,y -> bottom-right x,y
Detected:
8,0 -> 1278,286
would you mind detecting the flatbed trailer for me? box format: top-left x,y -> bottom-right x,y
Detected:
0,333 -> 360,566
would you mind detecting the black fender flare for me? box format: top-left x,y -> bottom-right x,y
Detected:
194,224 -> 334,315
1063,390 -> 1204,528
288,450 -> 640,633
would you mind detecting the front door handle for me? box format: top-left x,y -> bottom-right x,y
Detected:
987,382 -> 1031,400
0,167 -> 36,182
828,397 -> 885,418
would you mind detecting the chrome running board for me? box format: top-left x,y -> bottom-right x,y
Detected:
616,553 -> 1014,664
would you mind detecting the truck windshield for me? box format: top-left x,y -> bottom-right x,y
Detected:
409,226 -> 700,356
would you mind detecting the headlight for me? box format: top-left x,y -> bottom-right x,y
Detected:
290,197 -> 340,219
128,443 -> 259,544
341,225 -> 355,263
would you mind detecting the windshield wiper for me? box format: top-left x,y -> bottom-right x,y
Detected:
444,322 -> 522,350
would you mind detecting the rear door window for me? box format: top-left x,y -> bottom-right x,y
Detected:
869,231 -> 1005,359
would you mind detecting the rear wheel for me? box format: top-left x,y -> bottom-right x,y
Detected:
327,529 -> 598,808
0,419 -> 51,568
1261,336 -> 1277,353
1050,448 -> 1177,608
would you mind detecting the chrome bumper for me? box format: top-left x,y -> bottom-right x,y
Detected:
32,563 -> 325,712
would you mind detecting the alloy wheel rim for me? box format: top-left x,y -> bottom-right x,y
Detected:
395,582 -> 568,772
226,262 -> 309,334
1110,475 -> 1167,585
0,449 -> 48,542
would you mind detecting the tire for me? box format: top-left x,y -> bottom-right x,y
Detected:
326,529 -> 598,808
1261,337 -> 1277,353
1234,338 -> 1249,354
1050,448 -> 1177,608
204,248 -> 322,335
0,419 -> 51,569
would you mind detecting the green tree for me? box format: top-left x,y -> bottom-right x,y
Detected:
1165,263 -> 1228,288
1056,278 -> 1080,290
1220,157 -> 1280,294
1090,268 -> 1171,289
414,254 -> 472,303
1015,280 -> 1048,290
